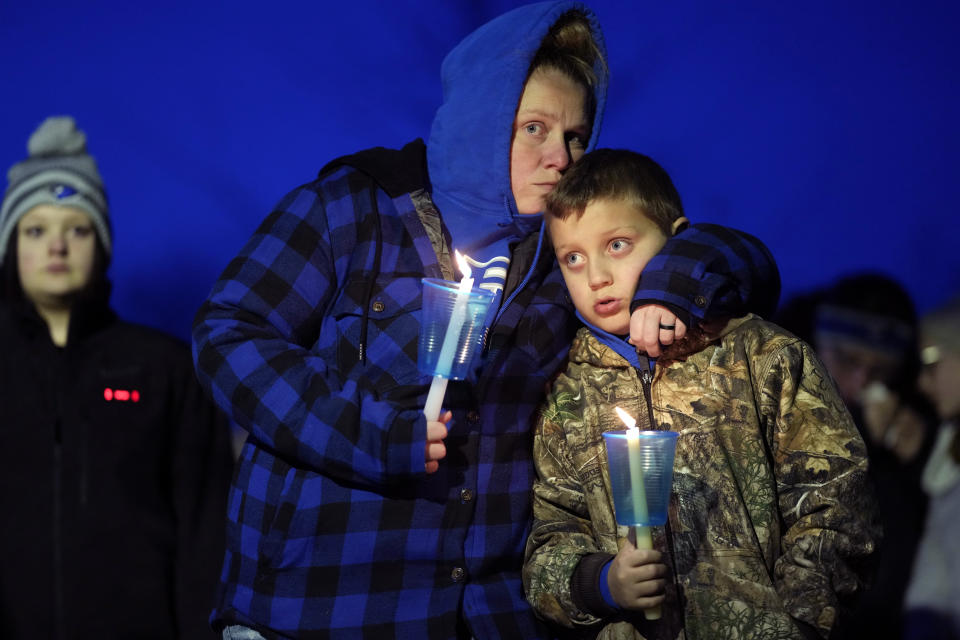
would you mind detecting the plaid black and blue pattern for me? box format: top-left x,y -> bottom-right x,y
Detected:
193,154 -> 776,637
193,159 -> 577,638
633,222 -> 781,328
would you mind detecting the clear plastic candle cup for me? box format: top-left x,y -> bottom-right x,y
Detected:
602,429 -> 678,527
418,277 -> 494,380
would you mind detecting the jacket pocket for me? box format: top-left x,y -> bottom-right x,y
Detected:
330,275 -> 424,392
257,455 -> 305,570
684,550 -> 803,639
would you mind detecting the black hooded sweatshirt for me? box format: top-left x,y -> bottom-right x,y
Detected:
0,281 -> 233,638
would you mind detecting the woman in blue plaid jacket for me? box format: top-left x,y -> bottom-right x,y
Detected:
192,2 -> 779,638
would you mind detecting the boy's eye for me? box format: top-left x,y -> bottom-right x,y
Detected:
610,239 -> 630,253
524,123 -> 544,136
564,253 -> 583,267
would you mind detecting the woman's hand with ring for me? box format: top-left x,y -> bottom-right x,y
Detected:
629,304 -> 687,357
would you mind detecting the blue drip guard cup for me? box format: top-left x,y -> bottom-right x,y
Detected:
418,277 -> 495,380
602,429 -> 678,527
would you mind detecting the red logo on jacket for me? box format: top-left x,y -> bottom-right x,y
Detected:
103,388 -> 140,402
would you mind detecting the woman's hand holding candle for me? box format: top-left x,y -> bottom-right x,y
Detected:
423,251 -> 474,421
425,410 -> 451,474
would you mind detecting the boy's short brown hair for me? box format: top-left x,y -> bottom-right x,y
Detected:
546,148 -> 684,236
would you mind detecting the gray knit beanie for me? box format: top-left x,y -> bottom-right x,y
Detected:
0,116 -> 111,264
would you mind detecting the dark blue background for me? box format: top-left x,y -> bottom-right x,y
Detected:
3,0 -> 957,342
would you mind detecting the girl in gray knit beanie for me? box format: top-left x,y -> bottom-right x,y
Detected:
0,117 -> 233,640
0,116 -> 111,263
0,116 -> 112,345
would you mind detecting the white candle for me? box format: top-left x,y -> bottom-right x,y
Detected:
423,251 -> 473,421
615,406 -> 661,620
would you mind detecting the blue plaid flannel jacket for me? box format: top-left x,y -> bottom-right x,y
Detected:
192,141 -> 778,638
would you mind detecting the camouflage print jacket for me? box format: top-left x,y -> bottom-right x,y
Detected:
523,315 -> 880,640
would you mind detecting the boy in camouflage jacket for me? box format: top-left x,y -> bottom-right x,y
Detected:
522,149 -> 879,640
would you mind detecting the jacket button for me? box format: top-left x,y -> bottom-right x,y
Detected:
467,411 -> 480,423
460,488 -> 474,503
372,301 -> 385,312
694,295 -> 707,308
451,566 -> 466,582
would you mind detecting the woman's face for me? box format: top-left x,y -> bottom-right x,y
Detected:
17,204 -> 97,309
510,67 -> 590,215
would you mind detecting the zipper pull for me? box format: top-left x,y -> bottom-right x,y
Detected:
640,365 -> 656,430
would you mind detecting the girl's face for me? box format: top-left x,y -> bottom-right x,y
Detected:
17,204 -> 97,309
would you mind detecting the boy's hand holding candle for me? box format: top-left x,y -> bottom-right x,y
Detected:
607,537 -> 668,614
609,406 -> 670,620
614,407 -> 654,551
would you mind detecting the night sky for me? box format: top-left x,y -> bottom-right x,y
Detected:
2,0 -> 957,342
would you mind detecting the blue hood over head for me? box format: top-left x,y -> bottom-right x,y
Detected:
427,1 -> 608,225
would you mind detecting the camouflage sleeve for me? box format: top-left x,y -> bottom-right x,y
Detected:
523,395 -> 606,629
761,340 -> 880,638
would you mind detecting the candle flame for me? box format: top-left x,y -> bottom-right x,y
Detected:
615,406 -> 638,431
454,250 -> 472,280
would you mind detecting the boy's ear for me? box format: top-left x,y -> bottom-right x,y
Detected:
670,216 -> 690,237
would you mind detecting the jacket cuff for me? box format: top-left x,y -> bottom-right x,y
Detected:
571,552 -> 619,618
371,400 -> 428,479
632,269 -> 723,329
